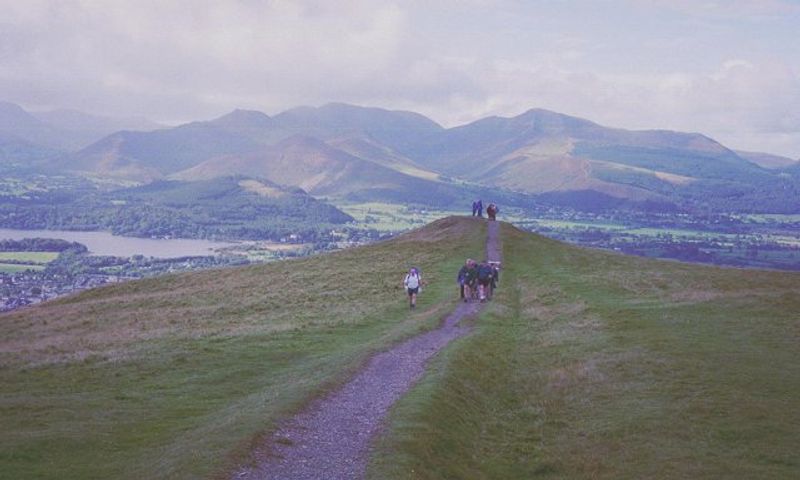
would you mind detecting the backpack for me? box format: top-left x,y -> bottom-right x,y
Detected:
477,265 -> 492,281
406,273 -> 420,289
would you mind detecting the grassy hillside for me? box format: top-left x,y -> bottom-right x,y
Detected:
5,217 -> 798,479
371,222 -> 800,479
0,217 -> 486,479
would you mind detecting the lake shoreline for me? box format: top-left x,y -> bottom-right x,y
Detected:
0,228 -> 238,259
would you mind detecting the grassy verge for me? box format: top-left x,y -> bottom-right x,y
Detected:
0,217 -> 486,479
370,222 -> 800,479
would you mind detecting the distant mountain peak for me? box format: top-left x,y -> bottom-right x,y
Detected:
279,102 -> 444,130
212,109 -> 273,128
513,108 -> 599,128
0,100 -> 30,115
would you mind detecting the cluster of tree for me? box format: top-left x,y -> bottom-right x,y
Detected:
0,177 -> 355,241
676,177 -> 800,214
44,251 -> 249,278
0,237 -> 88,253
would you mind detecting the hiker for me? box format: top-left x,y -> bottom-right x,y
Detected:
463,259 -> 478,302
457,259 -> 470,299
471,200 -> 479,216
477,199 -> 484,217
476,260 -> 493,302
488,261 -> 500,299
487,203 -> 498,221
404,267 -> 422,309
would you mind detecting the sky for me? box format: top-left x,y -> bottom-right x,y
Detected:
1,0 -> 799,158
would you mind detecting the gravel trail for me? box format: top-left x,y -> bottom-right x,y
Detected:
236,220 -> 501,480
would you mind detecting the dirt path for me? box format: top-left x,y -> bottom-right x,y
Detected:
236,220 -> 501,480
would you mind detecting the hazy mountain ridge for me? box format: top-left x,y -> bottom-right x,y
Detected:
66,124 -> 262,181
735,150 -> 799,169
32,109 -> 162,150
0,101 -> 64,150
4,100 -> 798,213
175,135 -> 486,206
0,131 -> 61,167
0,101 -> 161,153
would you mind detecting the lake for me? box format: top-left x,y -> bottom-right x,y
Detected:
0,228 -> 237,258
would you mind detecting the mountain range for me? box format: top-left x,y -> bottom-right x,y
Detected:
0,101 -> 161,155
3,100 -> 799,213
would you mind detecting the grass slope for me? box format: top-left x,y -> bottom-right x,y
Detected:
0,217 -> 486,479
370,222 -> 800,479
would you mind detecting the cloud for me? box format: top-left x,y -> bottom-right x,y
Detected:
0,0 -> 410,117
636,0 -> 800,18
1,0 -> 798,157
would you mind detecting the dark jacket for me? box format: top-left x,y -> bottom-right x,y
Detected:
457,265 -> 469,284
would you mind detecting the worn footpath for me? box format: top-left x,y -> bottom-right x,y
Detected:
236,220 -> 502,480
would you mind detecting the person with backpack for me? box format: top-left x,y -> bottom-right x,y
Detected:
457,259 -> 470,300
403,267 -> 422,309
462,259 -> 478,302
487,203 -> 498,221
488,261 -> 500,299
476,260 -> 493,303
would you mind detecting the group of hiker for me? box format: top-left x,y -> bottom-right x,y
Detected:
471,199 -> 499,221
457,259 -> 499,303
402,201 -> 502,308
402,259 -> 500,308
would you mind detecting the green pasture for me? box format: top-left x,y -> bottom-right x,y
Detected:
339,201 -> 527,233
524,218 -> 627,231
4,217 -> 799,479
371,222 -> 800,479
0,251 -> 59,264
336,201 -> 464,232
0,263 -> 46,273
739,213 -> 800,223
0,217 -> 486,479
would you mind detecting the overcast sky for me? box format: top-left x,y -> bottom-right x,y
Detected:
2,0 -> 799,157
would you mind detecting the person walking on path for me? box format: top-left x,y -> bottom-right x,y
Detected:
462,259 -> 478,302
457,259 -> 470,299
487,203 -> 498,221
488,261 -> 500,300
237,219 -> 503,480
471,200 -> 478,216
476,260 -> 493,302
477,199 -> 484,217
404,267 -> 422,309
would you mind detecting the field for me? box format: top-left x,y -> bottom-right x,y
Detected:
337,201 -> 528,233
0,252 -> 59,264
0,251 -> 58,274
2,218 -> 799,479
370,222 -> 800,478
336,202 -> 462,232
0,263 -> 46,273
217,241 -> 313,262
0,217 -> 486,479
